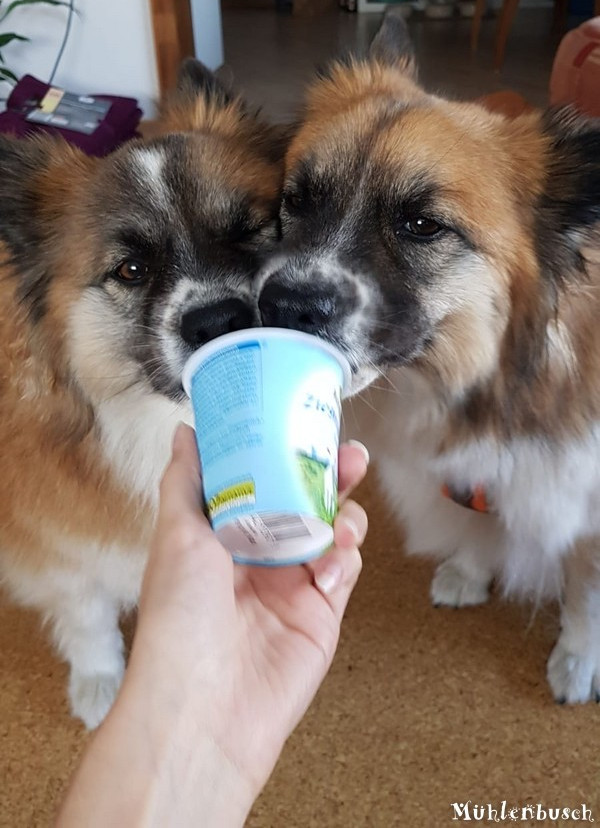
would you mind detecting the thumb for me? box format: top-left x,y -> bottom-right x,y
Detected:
157,422 -> 207,527
141,424 -> 233,613
149,423 -> 232,578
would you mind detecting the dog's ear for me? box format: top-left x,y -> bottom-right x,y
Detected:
0,135 -> 93,319
369,9 -> 417,78
0,136 -> 48,266
500,107 -> 600,381
157,57 -> 290,164
158,57 -> 239,132
536,107 -> 600,286
175,57 -> 233,107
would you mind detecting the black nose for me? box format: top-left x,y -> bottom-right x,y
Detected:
180,299 -> 254,348
259,282 -> 337,334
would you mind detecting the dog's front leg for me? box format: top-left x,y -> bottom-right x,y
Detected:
430,540 -> 499,608
46,580 -> 125,729
547,540 -> 600,704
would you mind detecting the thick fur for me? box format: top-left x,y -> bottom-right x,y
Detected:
257,12 -> 600,704
0,61 -> 283,727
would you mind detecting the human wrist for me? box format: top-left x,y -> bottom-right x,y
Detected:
110,681 -> 258,826
57,682 -> 257,828
118,628 -> 284,805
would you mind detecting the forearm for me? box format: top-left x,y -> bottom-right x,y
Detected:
56,688 -> 256,828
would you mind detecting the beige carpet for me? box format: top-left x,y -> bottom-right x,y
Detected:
1,473 -> 599,827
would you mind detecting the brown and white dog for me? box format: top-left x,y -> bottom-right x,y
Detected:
257,15 -> 600,703
0,60 -> 283,727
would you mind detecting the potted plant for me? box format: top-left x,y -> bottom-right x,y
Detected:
0,0 -> 68,89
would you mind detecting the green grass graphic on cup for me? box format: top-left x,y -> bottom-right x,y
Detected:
295,452 -> 337,525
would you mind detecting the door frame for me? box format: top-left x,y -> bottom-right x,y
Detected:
149,0 -> 196,94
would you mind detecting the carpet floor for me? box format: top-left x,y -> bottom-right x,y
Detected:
1,472 -> 598,827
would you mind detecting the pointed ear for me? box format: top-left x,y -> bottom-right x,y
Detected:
175,57 -> 233,107
369,8 -> 417,78
158,56 -> 240,133
537,107 -> 600,284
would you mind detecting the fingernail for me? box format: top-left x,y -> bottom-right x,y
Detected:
347,440 -> 370,466
315,563 -> 342,595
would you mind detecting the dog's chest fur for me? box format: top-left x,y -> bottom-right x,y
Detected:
353,367 -> 600,598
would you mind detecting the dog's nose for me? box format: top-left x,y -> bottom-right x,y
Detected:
259,282 -> 337,334
180,299 -> 254,348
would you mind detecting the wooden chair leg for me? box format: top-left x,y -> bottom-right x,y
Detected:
493,0 -> 520,70
471,0 -> 487,51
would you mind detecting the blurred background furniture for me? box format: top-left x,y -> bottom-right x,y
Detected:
471,0 -> 600,69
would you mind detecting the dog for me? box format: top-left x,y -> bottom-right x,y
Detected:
0,59 -> 284,728
257,13 -> 600,704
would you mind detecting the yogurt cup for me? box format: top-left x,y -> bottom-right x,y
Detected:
182,327 -> 351,565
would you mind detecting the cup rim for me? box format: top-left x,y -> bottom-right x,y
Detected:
182,327 -> 352,397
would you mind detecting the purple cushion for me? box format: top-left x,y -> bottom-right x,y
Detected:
0,75 -> 142,156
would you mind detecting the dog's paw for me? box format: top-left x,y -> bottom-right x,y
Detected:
430,558 -> 491,608
547,639 -> 600,705
69,669 -> 124,729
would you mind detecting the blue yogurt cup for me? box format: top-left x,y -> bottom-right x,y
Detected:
182,328 -> 351,565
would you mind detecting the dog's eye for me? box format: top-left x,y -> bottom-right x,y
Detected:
114,260 -> 149,285
283,189 -> 305,214
402,217 -> 443,238
229,219 -> 272,244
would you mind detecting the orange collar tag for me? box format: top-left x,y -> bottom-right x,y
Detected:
441,483 -> 490,514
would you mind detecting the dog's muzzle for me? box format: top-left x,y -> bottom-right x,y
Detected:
258,280 -> 341,335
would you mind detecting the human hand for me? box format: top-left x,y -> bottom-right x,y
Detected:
59,422 -> 367,828
128,424 -> 367,794
57,424 -> 367,827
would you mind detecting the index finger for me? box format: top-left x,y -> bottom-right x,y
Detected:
338,440 -> 369,502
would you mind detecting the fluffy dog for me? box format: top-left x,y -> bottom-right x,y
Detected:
257,14 -> 600,703
0,60 -> 283,727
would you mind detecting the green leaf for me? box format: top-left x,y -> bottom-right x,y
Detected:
0,32 -> 28,47
0,0 -> 71,24
0,65 -> 18,83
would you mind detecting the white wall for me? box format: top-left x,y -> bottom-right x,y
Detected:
1,0 -> 159,115
0,0 -> 224,117
191,0 -> 224,71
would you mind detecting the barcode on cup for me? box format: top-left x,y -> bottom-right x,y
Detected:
256,513 -> 311,541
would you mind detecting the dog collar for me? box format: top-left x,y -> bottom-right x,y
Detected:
441,483 -> 490,514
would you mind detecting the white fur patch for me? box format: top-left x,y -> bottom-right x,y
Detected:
131,146 -> 168,207
96,385 -> 192,506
